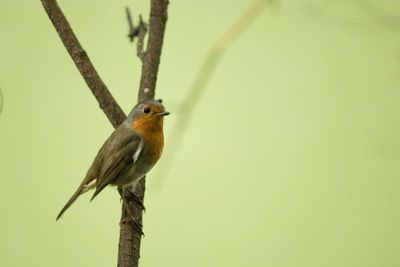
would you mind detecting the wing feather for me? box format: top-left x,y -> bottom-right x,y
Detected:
88,126 -> 143,200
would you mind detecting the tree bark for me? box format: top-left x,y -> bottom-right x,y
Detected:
118,1 -> 168,266
137,0 -> 169,103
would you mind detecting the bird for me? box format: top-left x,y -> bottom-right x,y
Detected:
56,99 -> 169,225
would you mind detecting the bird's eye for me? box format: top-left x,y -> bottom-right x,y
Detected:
143,107 -> 151,114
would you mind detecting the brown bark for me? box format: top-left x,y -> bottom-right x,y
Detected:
137,0 -> 168,103
41,0 -> 169,266
119,1 -> 169,266
126,9 -> 147,61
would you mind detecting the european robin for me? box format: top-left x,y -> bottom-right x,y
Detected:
56,99 -> 169,224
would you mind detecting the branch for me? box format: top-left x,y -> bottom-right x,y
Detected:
41,0 -> 168,266
126,7 -> 138,42
119,1 -> 169,267
41,0 -> 126,128
136,15 -> 148,61
126,8 -> 148,61
137,0 -> 168,103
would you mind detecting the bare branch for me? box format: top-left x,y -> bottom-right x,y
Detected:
126,7 -> 138,42
41,0 -> 126,128
119,1 -> 169,267
136,15 -> 148,61
137,0 -> 169,103
42,0 -> 168,265
126,9 -> 148,61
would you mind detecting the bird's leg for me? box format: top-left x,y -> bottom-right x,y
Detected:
125,189 -> 146,212
118,187 -> 144,236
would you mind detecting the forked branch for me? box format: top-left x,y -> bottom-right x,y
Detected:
41,0 -> 169,267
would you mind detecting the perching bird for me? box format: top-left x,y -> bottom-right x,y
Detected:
56,99 -> 169,222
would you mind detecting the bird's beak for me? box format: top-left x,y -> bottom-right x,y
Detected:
157,111 -> 170,116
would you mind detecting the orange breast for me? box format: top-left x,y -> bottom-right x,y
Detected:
142,130 -> 164,165
131,115 -> 164,165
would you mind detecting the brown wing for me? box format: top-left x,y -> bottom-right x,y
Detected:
90,141 -> 140,200
86,125 -> 140,180
89,126 -> 143,200
56,125 -> 142,220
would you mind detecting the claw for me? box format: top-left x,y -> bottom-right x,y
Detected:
120,217 -> 144,236
118,188 -> 145,236
126,190 -> 146,212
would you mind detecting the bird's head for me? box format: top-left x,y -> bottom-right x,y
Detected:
126,99 -> 169,133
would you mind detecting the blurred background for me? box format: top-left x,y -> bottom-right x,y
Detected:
1,0 -> 400,266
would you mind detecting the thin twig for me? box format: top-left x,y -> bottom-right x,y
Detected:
155,0 -> 277,188
126,7 -> 138,42
126,8 -> 148,61
136,15 -> 147,61
41,0 -> 126,128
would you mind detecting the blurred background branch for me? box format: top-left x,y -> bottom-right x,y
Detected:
302,0 -> 400,32
352,0 -> 400,31
156,0 -> 279,188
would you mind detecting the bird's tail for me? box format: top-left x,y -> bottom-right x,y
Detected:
56,187 -> 83,221
56,178 -> 97,221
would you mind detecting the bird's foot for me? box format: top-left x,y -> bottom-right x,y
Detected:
118,188 -> 145,236
125,190 -> 146,212
120,216 -> 144,236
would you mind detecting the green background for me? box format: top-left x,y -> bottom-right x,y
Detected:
1,0 -> 400,266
